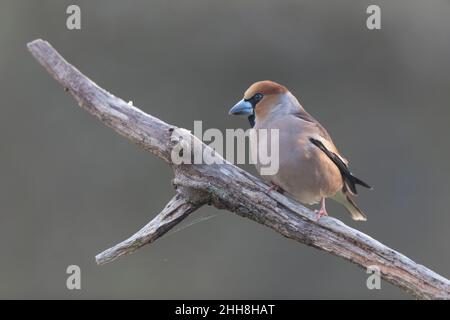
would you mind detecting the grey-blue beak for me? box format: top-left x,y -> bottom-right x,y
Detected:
229,99 -> 253,116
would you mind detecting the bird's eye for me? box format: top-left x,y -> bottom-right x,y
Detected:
254,93 -> 263,101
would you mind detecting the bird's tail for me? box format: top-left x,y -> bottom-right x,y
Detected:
332,190 -> 367,221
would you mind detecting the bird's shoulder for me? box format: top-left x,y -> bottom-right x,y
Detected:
290,112 -> 349,165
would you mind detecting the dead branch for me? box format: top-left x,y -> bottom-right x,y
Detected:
27,39 -> 450,299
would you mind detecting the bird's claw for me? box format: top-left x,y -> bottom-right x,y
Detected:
267,183 -> 283,194
314,208 -> 328,221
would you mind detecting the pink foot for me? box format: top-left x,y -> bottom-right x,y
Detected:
314,208 -> 328,221
314,197 -> 328,221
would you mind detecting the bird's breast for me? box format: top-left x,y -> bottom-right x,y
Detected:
252,120 -> 343,205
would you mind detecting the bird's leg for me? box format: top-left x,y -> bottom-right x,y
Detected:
314,197 -> 328,220
267,182 -> 284,194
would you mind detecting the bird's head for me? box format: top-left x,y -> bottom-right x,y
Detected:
229,80 -> 289,127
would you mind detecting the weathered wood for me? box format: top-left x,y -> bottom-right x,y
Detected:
27,39 -> 450,299
95,190 -> 204,265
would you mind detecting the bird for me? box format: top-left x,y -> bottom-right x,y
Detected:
229,80 -> 371,221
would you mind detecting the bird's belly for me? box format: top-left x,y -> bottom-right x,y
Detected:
254,138 -> 342,205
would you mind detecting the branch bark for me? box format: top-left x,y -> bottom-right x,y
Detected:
95,190 -> 204,265
27,39 -> 450,300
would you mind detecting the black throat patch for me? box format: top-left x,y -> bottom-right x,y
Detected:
248,114 -> 255,127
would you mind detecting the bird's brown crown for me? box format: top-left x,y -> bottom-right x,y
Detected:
243,80 -> 288,100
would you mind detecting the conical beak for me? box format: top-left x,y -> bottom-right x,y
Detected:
229,99 -> 253,116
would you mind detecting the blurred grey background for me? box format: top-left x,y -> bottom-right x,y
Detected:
0,0 -> 449,299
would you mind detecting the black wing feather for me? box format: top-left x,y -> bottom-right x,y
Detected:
309,137 -> 371,194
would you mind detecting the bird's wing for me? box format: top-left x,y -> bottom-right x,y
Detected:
291,108 -> 370,194
309,137 -> 371,195
293,110 -> 348,162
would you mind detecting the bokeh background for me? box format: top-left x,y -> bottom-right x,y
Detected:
0,0 -> 449,299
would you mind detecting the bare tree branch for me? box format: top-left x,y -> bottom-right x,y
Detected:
27,39 -> 450,299
95,190 -> 204,265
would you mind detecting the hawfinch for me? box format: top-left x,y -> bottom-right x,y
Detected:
229,80 -> 371,221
